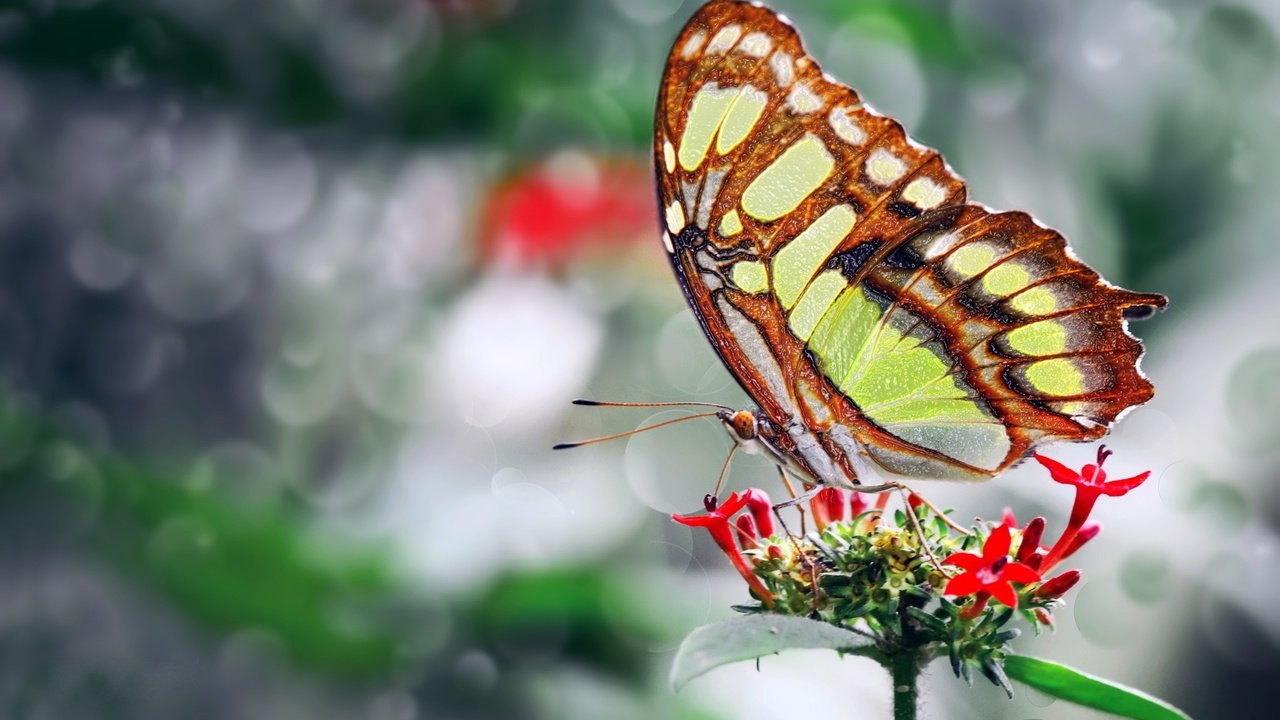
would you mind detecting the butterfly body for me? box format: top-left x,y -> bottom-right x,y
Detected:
657,1 -> 1166,488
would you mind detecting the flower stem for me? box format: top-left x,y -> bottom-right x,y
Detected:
890,651 -> 919,720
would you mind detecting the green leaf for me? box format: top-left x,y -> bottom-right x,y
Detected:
670,615 -> 879,692
1005,655 -> 1193,720
904,606 -> 948,636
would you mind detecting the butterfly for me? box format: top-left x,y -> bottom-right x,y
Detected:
645,0 -> 1166,492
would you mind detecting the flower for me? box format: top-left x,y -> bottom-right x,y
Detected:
674,492 -> 775,606
810,487 -> 845,529
849,492 -> 868,519
1015,516 -> 1047,567
943,525 -> 1042,609
742,489 -> 775,538
1036,570 -> 1082,599
477,154 -> 651,268
1034,446 -> 1150,571
735,514 -> 759,550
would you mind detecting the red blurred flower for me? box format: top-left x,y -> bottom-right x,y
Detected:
1001,507 -> 1018,528
478,153 -> 652,268
1034,446 -> 1150,571
674,492 -> 775,607
943,525 -> 1042,609
849,492 -> 868,519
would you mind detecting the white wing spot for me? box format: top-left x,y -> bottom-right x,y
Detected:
828,106 -> 866,145
738,31 -> 772,58
663,140 -> 675,173
902,177 -> 946,210
706,25 -> 743,54
921,232 -> 961,260
665,199 -> 687,234
786,83 -> 822,114
681,31 -> 707,59
865,148 -> 907,185
770,51 -> 794,87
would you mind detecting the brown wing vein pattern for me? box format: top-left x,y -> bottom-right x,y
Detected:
653,0 -> 1165,481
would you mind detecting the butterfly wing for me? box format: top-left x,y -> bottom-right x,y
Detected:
654,1 -> 1165,482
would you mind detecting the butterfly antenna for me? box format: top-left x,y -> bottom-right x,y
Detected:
572,398 -> 733,411
553,411 -> 720,450
711,444 -> 739,497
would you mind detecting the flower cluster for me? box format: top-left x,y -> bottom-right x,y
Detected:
671,447 -> 1150,692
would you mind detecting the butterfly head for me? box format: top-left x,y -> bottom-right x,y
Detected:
718,408 -> 790,460
718,409 -> 758,441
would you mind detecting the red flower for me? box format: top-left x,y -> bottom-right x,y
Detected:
735,515 -> 759,550
1001,507 -> 1019,528
477,154 -> 651,268
1061,521 -> 1102,559
943,525 -> 1042,609
849,492 -> 868,519
1034,446 -> 1149,571
742,489 -> 775,538
810,487 -> 845,529
1036,570 -> 1082,599
1016,516 -> 1047,568
674,492 -> 775,607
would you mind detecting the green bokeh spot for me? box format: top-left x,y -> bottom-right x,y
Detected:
1119,550 -> 1170,605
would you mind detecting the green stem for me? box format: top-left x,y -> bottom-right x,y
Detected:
891,651 -> 920,720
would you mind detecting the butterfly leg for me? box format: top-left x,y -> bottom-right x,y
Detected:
810,479 -> 962,576
771,483 -> 824,510
771,466 -> 809,535
770,469 -> 825,614
890,485 -> 952,576
857,483 -> 961,577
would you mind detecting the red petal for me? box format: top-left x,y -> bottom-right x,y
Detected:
1101,471 -> 1151,497
735,515 -> 758,550
849,492 -> 868,518
989,581 -> 1019,609
1062,521 -> 1103,558
824,484 -> 844,517
984,525 -> 1012,561
716,491 -> 749,516
1067,488 -> 1102,530
809,489 -> 833,527
1034,454 -> 1085,486
742,489 -> 775,537
942,552 -> 984,570
944,572 -> 983,597
672,513 -> 714,527
1001,507 -> 1018,528
1036,570 -> 1081,599
999,562 -> 1042,585
1016,517 -> 1046,563
704,521 -> 775,608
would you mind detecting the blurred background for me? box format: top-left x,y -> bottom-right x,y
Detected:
0,0 -> 1277,718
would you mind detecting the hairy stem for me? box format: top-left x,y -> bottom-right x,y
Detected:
891,651 -> 919,720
